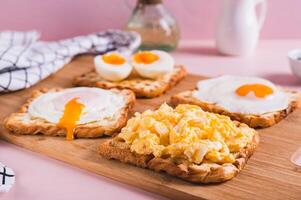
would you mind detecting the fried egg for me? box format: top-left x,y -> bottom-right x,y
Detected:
193,75 -> 291,115
132,50 -> 174,79
117,103 -> 255,165
94,52 -> 132,81
28,87 -> 125,139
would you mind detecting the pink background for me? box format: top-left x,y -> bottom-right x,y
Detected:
1,1 -> 301,199
0,0 -> 300,40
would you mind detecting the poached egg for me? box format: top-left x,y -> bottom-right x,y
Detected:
28,87 -> 125,140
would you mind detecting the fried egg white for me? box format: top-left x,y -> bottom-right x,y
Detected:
28,87 -> 125,124
132,50 -> 174,79
94,52 -> 132,82
193,75 -> 291,115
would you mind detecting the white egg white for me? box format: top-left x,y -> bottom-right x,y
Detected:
28,87 -> 125,125
132,50 -> 174,79
94,52 -> 132,82
193,75 -> 291,115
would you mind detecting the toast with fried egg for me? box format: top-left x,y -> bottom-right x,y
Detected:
170,76 -> 301,128
4,88 -> 135,138
98,104 -> 259,183
73,65 -> 187,98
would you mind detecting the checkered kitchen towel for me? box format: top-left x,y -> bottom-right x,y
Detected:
0,30 -> 140,92
0,162 -> 15,192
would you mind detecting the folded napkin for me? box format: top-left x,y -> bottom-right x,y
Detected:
0,163 -> 15,192
0,30 -> 140,92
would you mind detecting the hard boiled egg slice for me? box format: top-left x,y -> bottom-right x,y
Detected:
132,50 -> 175,79
94,52 -> 132,82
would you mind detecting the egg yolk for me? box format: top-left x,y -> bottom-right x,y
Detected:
133,51 -> 159,64
57,98 -> 85,140
235,84 -> 273,98
102,53 -> 126,65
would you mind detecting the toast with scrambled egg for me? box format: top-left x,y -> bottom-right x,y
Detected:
170,90 -> 301,128
73,66 -> 187,98
98,104 -> 259,183
4,88 -> 135,138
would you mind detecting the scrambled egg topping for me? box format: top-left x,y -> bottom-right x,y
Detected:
117,104 -> 255,165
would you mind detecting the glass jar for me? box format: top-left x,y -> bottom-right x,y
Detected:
126,0 -> 180,52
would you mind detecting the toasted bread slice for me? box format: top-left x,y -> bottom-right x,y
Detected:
98,123 -> 259,184
73,65 -> 187,98
4,88 -> 135,138
170,90 -> 301,128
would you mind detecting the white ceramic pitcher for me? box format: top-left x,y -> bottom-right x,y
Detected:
216,0 -> 267,56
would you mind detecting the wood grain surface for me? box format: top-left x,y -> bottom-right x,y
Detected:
0,55 -> 301,200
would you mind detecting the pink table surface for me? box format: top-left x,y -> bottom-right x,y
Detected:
1,40 -> 301,200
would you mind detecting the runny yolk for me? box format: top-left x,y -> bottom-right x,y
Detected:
57,98 -> 85,140
235,84 -> 273,98
133,51 -> 159,64
102,53 -> 125,65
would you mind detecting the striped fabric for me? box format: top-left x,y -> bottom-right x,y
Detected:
0,162 -> 15,193
0,30 -> 140,92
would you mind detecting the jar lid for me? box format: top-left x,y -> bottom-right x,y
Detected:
139,0 -> 162,4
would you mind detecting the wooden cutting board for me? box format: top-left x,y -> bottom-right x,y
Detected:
0,55 -> 301,200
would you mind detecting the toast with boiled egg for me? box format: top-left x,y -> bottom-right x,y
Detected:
73,51 -> 187,98
170,75 -> 301,128
4,87 -> 135,139
98,103 -> 259,183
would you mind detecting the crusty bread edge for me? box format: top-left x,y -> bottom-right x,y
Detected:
3,88 -> 136,138
98,126 -> 259,184
73,65 -> 187,98
170,90 -> 301,128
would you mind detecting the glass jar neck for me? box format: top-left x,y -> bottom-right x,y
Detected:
138,0 -> 162,5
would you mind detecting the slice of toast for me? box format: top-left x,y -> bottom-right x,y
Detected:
170,90 -> 301,128
73,65 -> 187,98
98,123 -> 259,184
4,88 -> 136,138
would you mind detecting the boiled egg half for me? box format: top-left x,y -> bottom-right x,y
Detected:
94,52 -> 132,82
132,50 -> 175,79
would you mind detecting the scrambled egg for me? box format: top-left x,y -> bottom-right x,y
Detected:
117,104 -> 255,165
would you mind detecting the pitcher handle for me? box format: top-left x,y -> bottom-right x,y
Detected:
255,0 -> 267,30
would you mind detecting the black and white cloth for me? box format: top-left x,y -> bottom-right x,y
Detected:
0,30 -> 140,92
0,162 -> 15,192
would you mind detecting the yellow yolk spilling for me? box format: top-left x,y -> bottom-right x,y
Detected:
102,53 -> 126,65
236,84 -> 273,98
58,98 -> 85,140
133,51 -> 159,64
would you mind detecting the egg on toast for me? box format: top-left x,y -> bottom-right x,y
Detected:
98,104 -> 259,183
170,75 -> 301,128
4,87 -> 135,139
73,50 -> 187,98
